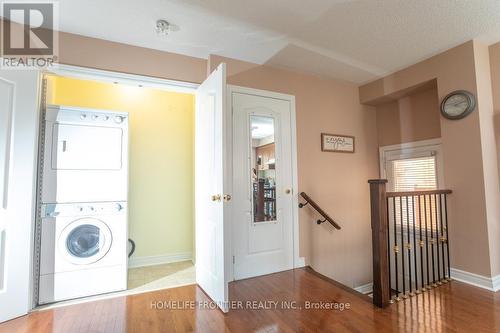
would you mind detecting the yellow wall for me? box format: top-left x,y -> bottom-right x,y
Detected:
46,75 -> 194,259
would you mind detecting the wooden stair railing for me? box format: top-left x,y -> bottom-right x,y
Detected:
368,179 -> 452,308
298,192 -> 341,230
368,180 -> 391,307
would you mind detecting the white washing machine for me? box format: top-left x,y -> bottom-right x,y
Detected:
39,202 -> 128,304
38,105 -> 129,304
42,105 -> 129,203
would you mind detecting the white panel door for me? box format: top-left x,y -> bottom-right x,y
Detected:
0,69 -> 40,322
232,92 -> 294,280
195,64 -> 229,312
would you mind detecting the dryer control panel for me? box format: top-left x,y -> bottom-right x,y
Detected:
41,202 -> 127,218
45,105 -> 128,128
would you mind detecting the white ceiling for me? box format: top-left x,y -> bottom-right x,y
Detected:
52,0 -> 500,83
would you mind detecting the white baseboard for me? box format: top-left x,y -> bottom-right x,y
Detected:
450,268 -> 500,292
128,252 -> 193,268
354,283 -> 373,294
354,269 -> 500,294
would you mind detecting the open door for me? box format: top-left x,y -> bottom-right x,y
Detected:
195,63 -> 230,312
0,69 -> 40,322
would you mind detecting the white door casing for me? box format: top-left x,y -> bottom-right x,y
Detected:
0,69 -> 40,323
195,64 -> 230,312
232,92 -> 294,280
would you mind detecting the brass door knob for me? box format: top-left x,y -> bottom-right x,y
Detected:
223,194 -> 232,202
211,194 -> 222,202
285,188 -> 292,194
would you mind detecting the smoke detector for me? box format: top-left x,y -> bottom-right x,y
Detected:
156,19 -> 172,35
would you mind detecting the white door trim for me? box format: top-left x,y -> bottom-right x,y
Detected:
227,85 -> 303,282
44,64 -> 199,94
30,64 -> 199,310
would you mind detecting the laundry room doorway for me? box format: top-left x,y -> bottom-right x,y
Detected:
16,64 -> 229,315
36,67 -> 200,302
1,63 -> 298,322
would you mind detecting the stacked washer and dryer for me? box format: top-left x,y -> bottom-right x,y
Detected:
38,105 -> 129,304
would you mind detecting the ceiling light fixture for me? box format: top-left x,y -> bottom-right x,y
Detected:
156,19 -> 172,35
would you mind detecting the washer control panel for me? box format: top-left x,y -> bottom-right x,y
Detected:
42,202 -> 127,218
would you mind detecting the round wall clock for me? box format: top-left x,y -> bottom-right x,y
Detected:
440,90 -> 476,120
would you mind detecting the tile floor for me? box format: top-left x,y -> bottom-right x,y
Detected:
127,260 -> 195,291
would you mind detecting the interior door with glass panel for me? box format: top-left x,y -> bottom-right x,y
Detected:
232,92 -> 294,280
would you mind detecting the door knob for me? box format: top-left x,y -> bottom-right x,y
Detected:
223,194 -> 232,202
285,188 -> 292,194
211,194 -> 222,202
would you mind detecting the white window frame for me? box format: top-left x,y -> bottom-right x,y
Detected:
379,138 -> 445,190
381,139 -> 444,236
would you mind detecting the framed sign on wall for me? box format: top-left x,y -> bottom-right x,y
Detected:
321,133 -> 355,153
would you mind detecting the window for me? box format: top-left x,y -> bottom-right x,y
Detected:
388,155 -> 437,192
381,140 -> 443,230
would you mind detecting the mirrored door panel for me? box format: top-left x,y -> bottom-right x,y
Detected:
250,115 -> 277,223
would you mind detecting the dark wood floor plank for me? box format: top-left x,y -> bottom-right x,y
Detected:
1,267 -> 499,333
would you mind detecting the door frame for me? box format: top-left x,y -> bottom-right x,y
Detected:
30,64 -> 199,310
0,68 -> 43,321
45,64 -> 199,93
227,85 -> 303,282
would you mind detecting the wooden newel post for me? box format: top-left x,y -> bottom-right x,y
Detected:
368,179 -> 390,308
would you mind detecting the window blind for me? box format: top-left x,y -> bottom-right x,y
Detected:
387,155 -> 438,230
391,156 -> 437,192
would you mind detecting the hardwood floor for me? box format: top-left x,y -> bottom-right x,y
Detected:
2,267 -> 500,333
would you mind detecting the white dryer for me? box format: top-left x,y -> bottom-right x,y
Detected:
39,202 -> 128,304
42,105 -> 129,203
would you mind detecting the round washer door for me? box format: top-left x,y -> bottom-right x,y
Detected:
58,217 -> 113,265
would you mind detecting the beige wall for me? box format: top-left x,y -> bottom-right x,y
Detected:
490,42 -> 500,115
51,30 -> 500,282
10,18 -> 500,287
376,86 -> 441,147
59,32 -> 207,84
361,41 -> 500,278
51,31 -> 381,287
209,55 -> 379,287
474,42 -> 500,277
490,43 -> 500,220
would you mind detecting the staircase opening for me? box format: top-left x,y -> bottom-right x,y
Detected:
369,179 -> 452,307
